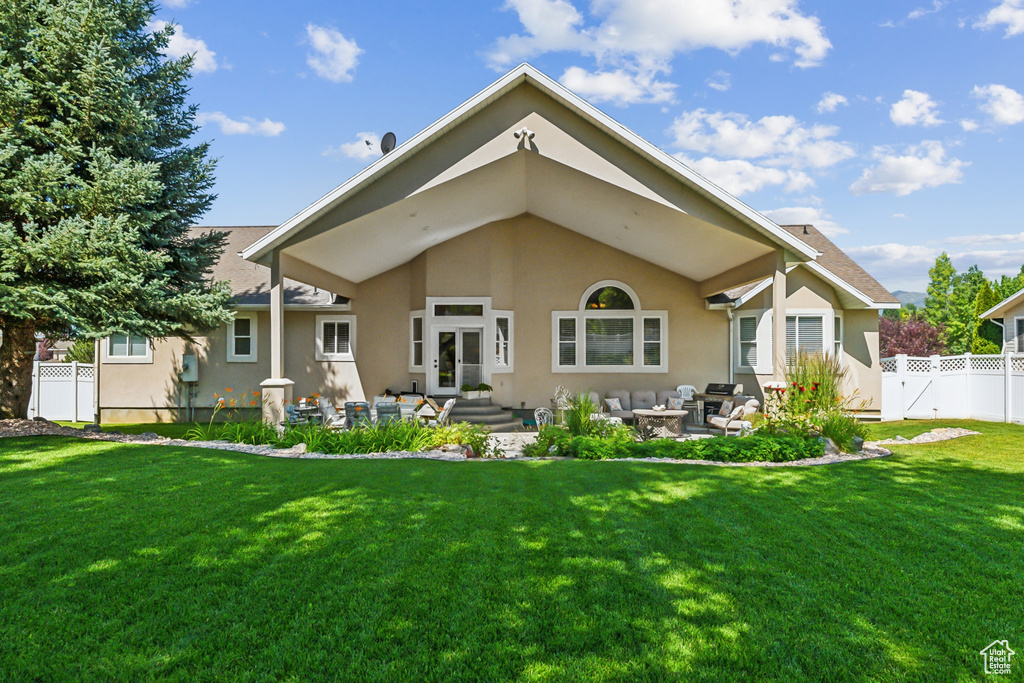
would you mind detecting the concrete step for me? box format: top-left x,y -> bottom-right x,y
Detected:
445,396 -> 493,407
449,405 -> 506,417
453,411 -> 522,426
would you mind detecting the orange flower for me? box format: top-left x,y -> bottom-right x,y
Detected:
250,401 -> 257,406
213,392 -> 220,399
252,391 -> 260,397
225,387 -> 233,392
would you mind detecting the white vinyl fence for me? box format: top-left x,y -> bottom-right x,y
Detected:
27,362 -> 95,422
881,353 -> 1024,424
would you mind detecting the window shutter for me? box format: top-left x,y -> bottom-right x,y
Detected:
585,318 -> 633,366
336,322 -> 350,354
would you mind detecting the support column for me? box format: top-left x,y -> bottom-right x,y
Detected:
261,249 -> 293,426
772,252 -> 787,381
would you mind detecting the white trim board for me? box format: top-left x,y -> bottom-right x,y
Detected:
241,64 -> 819,266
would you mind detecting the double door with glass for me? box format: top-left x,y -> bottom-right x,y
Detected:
432,327 -> 482,396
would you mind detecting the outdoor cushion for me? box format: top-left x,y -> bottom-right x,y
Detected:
604,397 -> 623,412
667,396 -> 685,411
587,391 -> 601,409
605,390 -> 631,411
631,390 -> 657,410
718,400 -> 734,416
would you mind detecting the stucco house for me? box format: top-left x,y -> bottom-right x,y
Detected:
96,64 -> 899,424
982,288 -> 1024,351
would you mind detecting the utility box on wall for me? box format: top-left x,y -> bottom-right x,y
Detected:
180,354 -> 198,383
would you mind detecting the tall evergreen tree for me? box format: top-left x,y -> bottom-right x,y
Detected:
923,253 -> 955,331
972,279 -> 1003,353
0,0 -> 232,418
945,265 -> 986,354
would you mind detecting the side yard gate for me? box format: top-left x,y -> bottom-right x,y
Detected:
881,353 -> 1024,424
27,362 -> 96,423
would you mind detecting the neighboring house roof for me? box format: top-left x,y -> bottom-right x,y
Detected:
193,226 -> 345,307
981,286 -> 1024,319
241,63 -> 819,266
721,224 -> 899,309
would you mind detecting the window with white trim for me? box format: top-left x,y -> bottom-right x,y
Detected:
494,312 -> 513,371
786,315 -> 824,360
738,316 -> 757,367
553,281 -> 667,372
410,312 -> 424,371
227,313 -> 257,362
104,333 -> 153,363
833,315 -> 843,358
315,315 -> 355,361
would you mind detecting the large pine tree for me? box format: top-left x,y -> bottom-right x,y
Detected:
0,0 -> 232,418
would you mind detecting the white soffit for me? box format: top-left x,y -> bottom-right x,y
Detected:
242,63 -> 818,264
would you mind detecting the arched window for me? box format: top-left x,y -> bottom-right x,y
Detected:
553,281 -> 667,373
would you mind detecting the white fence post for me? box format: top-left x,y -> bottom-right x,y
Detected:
71,361 -> 78,423
930,355 -> 941,418
1006,352 -> 1013,424
897,354 -> 907,421
964,352 -> 972,420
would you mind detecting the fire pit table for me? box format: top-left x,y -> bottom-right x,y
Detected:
632,409 -> 689,441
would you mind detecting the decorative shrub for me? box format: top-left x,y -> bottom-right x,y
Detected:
761,352 -> 870,451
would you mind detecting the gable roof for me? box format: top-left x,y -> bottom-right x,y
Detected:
982,286 -> 1024,319
193,226 -> 342,307
241,63 -> 818,266
721,224 -> 899,308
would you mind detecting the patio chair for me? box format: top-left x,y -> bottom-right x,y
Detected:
707,398 -> 760,436
376,401 -> 402,426
283,404 -> 308,426
318,399 -> 347,429
344,401 -> 372,429
428,398 -> 457,427
534,407 -> 554,428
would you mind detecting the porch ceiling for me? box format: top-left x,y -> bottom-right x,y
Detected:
282,152 -> 778,284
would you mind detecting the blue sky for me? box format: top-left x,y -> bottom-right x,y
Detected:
154,0 -> 1024,292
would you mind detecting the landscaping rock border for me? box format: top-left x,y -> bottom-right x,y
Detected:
870,427 -> 980,446
2,419 -> 892,466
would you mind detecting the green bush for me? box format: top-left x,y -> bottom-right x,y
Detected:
524,424 -> 822,462
817,412 -> 870,452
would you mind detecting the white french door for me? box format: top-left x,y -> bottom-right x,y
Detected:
431,326 -> 483,396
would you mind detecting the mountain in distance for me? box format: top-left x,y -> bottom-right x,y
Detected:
892,291 -> 926,308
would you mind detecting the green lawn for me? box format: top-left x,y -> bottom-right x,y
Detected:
1,420 -> 1021,681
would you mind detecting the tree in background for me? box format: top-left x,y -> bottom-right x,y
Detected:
972,280 -> 1004,354
879,315 -> 945,357
64,340 -> 95,364
945,265 -> 986,354
0,1 -> 232,418
995,265 -> 1024,301
924,252 -> 955,331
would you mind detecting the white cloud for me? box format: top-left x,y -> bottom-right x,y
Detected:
971,84 -> 1024,124
889,89 -> 943,126
558,66 -> 676,105
816,92 -> 848,113
943,231 -> 1024,244
163,0 -> 191,6
960,118 -> 979,131
762,206 -> 847,236
845,241 -> 1024,291
305,24 -> 362,83
487,0 -> 831,108
893,213 -> 910,219
908,1 -> 945,20
706,70 -> 731,92
849,141 -> 966,196
323,132 -> 382,161
974,0 -> 1024,37
670,109 -> 855,169
148,20 -> 218,73
677,156 -> 814,196
195,112 -> 285,136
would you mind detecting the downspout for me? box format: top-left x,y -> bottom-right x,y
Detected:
726,305 -> 735,384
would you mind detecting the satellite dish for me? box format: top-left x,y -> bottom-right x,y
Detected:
380,132 -> 396,155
